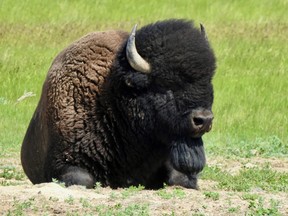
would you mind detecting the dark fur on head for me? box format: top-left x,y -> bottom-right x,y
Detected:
101,19 -> 216,188
106,20 -> 215,140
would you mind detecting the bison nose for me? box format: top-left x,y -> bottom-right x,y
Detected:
191,108 -> 213,134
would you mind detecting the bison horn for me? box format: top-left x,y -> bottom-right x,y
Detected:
126,24 -> 151,73
200,23 -> 208,41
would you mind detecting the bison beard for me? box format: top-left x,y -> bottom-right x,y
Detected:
21,19 -> 216,190
168,138 -> 205,189
171,138 -> 205,174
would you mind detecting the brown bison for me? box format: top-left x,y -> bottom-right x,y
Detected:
21,19 -> 216,189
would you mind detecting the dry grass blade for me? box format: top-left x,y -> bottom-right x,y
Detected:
16,92 -> 36,104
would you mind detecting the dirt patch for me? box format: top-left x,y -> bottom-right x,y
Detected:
207,156 -> 288,175
1,182 -> 287,215
1,154 -> 287,215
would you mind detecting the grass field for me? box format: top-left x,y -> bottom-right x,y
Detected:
0,0 -> 287,215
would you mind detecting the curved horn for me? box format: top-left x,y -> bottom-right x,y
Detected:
126,24 -> 151,73
200,23 -> 208,41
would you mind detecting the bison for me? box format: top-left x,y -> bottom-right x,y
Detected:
21,19 -> 216,189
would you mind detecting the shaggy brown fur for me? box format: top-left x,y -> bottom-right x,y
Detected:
21,31 -> 128,185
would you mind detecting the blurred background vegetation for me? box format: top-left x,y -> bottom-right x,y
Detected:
0,0 -> 287,158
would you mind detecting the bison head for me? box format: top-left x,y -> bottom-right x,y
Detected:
103,19 -> 216,177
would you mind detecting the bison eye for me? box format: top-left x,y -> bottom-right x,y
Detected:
125,77 -> 133,87
124,73 -> 150,89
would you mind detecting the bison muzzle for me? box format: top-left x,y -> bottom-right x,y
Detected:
21,19 -> 216,189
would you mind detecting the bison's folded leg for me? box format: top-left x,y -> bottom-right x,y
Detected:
166,167 -> 199,189
58,166 -> 95,188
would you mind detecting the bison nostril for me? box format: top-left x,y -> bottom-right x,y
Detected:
193,116 -> 212,128
190,108 -> 214,133
193,117 -> 204,126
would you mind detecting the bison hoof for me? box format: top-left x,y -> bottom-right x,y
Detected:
58,166 -> 95,188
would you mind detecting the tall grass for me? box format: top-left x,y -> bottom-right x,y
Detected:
0,0 -> 287,155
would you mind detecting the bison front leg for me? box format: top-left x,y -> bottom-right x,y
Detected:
57,166 -> 95,188
167,137 -> 206,189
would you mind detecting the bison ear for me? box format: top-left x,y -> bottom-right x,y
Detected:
124,73 -> 150,89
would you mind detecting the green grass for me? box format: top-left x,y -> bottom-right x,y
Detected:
121,185 -> 145,198
7,196 -> 150,216
201,165 -> 288,192
95,203 -> 150,216
203,191 -> 220,201
0,166 -> 25,180
246,198 -> 281,216
1,0 -> 287,155
206,135 -> 288,158
64,196 -> 75,205
7,198 -> 36,216
156,186 -> 186,199
0,0 -> 287,199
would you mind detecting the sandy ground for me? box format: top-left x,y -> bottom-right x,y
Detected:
1,155 -> 287,215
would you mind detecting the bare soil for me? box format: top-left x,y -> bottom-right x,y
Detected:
1,155 -> 287,215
